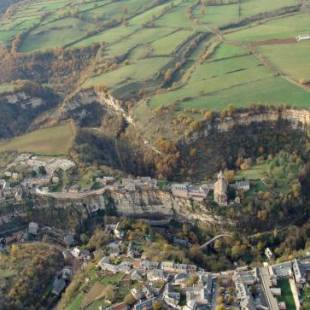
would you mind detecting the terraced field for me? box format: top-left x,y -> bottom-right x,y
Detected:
0,0 -> 309,141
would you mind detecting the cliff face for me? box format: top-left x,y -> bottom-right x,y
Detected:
184,109 -> 310,145
0,188 -> 223,233
60,88 -> 133,127
36,188 -> 221,224
177,108 -> 310,180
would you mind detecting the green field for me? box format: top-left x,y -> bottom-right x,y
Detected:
84,57 -> 171,92
277,279 -> 296,310
0,0 -> 309,140
240,0 -> 299,18
225,13 -> 310,43
0,122 -> 76,155
146,50 -> 310,111
259,41 -> 310,82
236,152 -> 303,194
65,267 -> 129,310
301,285 -> 310,309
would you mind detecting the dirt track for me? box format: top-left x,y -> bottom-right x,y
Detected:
251,37 -> 297,46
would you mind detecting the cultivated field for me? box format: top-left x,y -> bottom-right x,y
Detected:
0,0 -> 309,133
0,122 -> 76,155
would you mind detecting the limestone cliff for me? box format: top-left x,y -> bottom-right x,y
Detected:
184,109 -> 310,145
0,188 -> 223,233
59,88 -> 133,128
35,188 -> 221,224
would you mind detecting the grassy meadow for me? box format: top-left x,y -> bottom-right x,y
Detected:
0,122 -> 76,155
0,0 -> 309,132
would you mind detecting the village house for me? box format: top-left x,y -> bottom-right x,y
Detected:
52,277 -> 66,296
0,238 -> 6,252
28,222 -> 39,235
98,257 -> 132,274
173,237 -> 191,248
183,273 -> 215,310
107,241 -> 121,257
12,172 -> 19,181
141,259 -> 160,271
296,34 -> 310,42
80,249 -> 91,261
98,256 -> 119,273
134,297 -> 157,310
64,234 -> 75,247
171,183 -> 190,199
161,261 -> 197,274
292,259 -> 307,286
0,180 -> 6,200
118,261 -> 132,273
4,171 -> 12,178
114,222 -> 125,239
171,183 -> 209,201
96,176 -> 116,186
147,269 -> 169,282
163,284 -> 181,309
174,273 -> 191,287
22,177 -> 50,190
136,177 -> 158,190
232,180 -> 250,192
234,275 -> 256,310
61,267 -> 73,281
131,285 -> 154,301
237,268 -> 258,286
271,262 -> 293,279
265,248 -> 275,261
131,287 -> 145,300
127,241 -> 140,258
51,176 -> 60,184
121,177 -> 158,191
130,270 -> 144,282
0,179 -> 7,191
122,178 -> 136,191
71,247 -> 81,258
14,186 -> 24,202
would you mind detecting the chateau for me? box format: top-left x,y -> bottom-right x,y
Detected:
213,171 -> 228,206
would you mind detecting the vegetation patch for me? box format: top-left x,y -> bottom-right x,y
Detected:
0,243 -> 64,309
0,122 -> 76,156
277,279 -> 296,310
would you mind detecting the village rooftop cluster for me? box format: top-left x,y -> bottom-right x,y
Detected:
0,154 -> 250,211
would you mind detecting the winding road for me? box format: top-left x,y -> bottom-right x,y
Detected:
35,186 -> 113,200
200,234 -> 233,250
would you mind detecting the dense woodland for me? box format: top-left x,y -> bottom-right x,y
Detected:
0,243 -> 64,309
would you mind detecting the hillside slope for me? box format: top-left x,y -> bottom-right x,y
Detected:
0,0 -> 309,178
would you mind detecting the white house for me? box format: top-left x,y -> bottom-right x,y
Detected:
71,247 -> 81,258
28,222 -> 39,235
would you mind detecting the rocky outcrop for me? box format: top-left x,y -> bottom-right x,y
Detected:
61,88 -> 133,126
0,187 -> 224,233
33,188 -> 221,224
184,109 -> 310,145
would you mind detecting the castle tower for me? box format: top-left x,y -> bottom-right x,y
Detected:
214,171 -> 228,206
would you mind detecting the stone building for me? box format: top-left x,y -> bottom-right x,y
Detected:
213,171 -> 228,206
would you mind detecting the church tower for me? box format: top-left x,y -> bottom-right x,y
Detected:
214,171 -> 228,206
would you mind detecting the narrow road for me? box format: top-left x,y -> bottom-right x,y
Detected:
35,186 -> 113,200
200,234 -> 233,250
